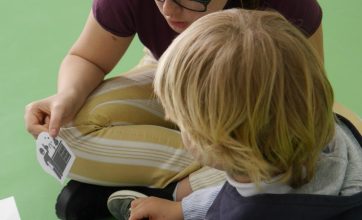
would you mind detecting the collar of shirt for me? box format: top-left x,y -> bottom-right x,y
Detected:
226,174 -> 292,197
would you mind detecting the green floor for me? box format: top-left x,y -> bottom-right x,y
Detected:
0,0 -> 361,219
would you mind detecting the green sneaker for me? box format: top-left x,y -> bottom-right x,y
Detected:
107,190 -> 147,220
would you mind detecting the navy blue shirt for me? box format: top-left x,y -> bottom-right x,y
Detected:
206,181 -> 362,220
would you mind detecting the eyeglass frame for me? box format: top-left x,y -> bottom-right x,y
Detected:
155,0 -> 212,12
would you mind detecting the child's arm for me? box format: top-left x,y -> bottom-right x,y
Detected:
129,184 -> 223,220
181,184 -> 222,220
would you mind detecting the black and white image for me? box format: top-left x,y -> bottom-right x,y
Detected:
36,132 -> 75,183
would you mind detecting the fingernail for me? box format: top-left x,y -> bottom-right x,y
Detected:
50,128 -> 57,137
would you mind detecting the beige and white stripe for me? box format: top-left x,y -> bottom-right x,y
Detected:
58,51 -> 227,189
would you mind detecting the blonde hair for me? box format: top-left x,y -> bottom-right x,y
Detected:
154,9 -> 335,187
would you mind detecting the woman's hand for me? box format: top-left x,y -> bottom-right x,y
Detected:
24,92 -> 82,138
129,197 -> 183,220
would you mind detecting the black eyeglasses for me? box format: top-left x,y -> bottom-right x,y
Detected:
156,0 -> 212,12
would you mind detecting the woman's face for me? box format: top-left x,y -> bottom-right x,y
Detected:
155,0 -> 228,33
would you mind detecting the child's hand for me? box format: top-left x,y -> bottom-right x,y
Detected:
129,197 -> 183,220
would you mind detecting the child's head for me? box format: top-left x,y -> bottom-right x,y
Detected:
154,9 -> 335,187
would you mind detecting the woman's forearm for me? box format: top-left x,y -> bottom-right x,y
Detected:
57,54 -> 106,106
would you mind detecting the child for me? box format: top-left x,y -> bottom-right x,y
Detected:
25,1 -> 328,218
106,8 -> 362,220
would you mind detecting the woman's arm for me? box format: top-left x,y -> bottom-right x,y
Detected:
58,11 -> 134,107
307,23 -> 362,132
25,11 -> 134,137
308,23 -> 362,132
308,23 -> 324,61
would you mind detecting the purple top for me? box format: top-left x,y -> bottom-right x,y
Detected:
93,0 -> 322,59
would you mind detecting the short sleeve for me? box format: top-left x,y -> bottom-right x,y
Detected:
92,0 -> 136,37
263,0 -> 322,37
